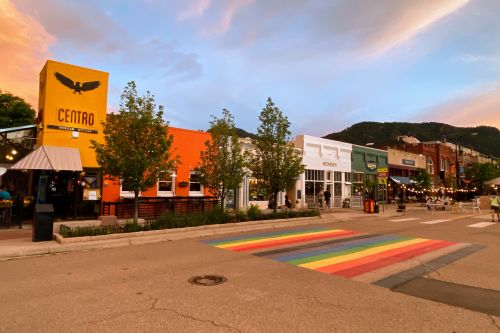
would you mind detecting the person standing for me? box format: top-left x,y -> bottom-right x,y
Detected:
490,191 -> 500,222
318,189 -> 324,208
324,188 -> 332,210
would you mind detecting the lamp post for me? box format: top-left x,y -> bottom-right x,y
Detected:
454,133 -> 477,200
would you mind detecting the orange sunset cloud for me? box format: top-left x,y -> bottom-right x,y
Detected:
0,0 -> 54,108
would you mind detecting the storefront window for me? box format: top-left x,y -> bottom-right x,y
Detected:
158,171 -> 175,195
249,178 -> 266,201
189,171 -> 202,193
305,169 -> 324,204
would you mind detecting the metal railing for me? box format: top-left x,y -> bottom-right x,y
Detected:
102,196 -> 219,219
350,196 -> 363,208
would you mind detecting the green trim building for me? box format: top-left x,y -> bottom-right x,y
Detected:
351,145 -> 388,201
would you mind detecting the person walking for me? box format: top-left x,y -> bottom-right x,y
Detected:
324,188 -> 332,210
490,191 -> 500,222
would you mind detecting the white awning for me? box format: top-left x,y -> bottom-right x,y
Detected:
11,145 -> 83,171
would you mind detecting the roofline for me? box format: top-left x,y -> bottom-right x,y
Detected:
0,124 -> 36,133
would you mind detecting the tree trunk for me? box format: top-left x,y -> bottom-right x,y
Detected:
273,191 -> 278,213
134,191 -> 139,224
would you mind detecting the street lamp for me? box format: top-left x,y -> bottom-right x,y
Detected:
455,132 -> 477,199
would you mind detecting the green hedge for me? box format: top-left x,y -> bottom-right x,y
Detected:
59,207 -> 320,238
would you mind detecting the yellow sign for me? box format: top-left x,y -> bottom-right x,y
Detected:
37,60 -> 109,168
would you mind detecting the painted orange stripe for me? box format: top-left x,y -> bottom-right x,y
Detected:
317,239 -> 449,274
227,230 -> 359,252
334,240 -> 454,278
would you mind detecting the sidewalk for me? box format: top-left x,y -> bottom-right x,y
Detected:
0,209 -> 389,261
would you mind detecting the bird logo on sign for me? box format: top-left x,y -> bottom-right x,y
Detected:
54,72 -> 100,94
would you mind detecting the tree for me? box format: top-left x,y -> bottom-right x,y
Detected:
249,97 -> 304,212
196,109 -> 247,211
91,81 -> 174,223
0,91 -> 36,128
411,169 -> 432,191
465,162 -> 500,193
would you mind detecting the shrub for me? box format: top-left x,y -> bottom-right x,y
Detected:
246,205 -> 262,220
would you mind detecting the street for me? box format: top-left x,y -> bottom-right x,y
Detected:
1,209 -> 499,332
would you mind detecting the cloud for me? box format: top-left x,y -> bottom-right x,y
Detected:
178,0 -> 212,20
12,0 -> 203,81
418,86 -> 500,129
0,0 -> 55,107
315,0 -> 471,56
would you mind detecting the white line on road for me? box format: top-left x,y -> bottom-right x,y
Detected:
389,218 -> 419,222
421,219 -> 450,225
467,222 -> 496,228
472,215 -> 490,219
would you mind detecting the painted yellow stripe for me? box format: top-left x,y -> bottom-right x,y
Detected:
300,238 -> 428,269
216,229 -> 346,249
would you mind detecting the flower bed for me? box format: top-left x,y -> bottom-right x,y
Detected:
59,207 -> 320,238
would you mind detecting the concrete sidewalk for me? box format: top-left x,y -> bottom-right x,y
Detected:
0,209 -> 390,260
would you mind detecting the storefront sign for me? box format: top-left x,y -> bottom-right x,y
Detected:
366,161 -> 377,171
322,161 -> 337,167
402,159 -> 415,166
47,124 -> 98,134
38,60 -> 109,168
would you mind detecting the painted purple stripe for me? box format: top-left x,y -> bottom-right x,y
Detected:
274,235 -> 404,262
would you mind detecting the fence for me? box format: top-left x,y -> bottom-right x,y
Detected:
102,196 -> 219,220
350,196 -> 363,208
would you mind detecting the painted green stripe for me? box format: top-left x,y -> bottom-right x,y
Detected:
288,237 -> 414,265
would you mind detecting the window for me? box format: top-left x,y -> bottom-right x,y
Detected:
305,169 -> 325,204
334,171 -> 342,182
158,171 -> 175,196
120,179 -> 139,198
352,172 -> 364,183
427,157 -> 434,175
249,178 -> 266,201
345,172 -> 352,182
189,171 -> 202,194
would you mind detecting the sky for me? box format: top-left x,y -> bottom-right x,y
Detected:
1,0 -> 500,136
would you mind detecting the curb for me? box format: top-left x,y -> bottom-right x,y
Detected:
1,215 -> 339,260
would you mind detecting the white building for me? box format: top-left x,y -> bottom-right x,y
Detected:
294,135 -> 352,208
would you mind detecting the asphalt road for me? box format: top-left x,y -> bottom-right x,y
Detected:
1,210 -> 499,332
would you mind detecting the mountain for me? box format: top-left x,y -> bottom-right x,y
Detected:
323,122 -> 500,158
235,127 -> 256,139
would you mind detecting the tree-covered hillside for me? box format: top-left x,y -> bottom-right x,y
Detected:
323,122 -> 499,157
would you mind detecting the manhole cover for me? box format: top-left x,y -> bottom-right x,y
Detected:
188,275 -> 227,286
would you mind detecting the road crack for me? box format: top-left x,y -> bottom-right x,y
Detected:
148,295 -> 242,333
488,314 -> 500,331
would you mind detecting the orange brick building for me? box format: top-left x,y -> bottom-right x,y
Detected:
101,127 -> 212,202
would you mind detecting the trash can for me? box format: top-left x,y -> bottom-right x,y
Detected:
374,201 -> 379,213
33,204 -> 54,242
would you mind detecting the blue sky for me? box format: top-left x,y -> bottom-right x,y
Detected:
2,0 -> 499,136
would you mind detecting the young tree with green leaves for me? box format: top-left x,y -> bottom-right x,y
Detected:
411,169 -> 432,191
91,81 -> 174,223
0,91 -> 36,128
196,109 -> 247,211
465,162 -> 500,193
249,97 -> 304,212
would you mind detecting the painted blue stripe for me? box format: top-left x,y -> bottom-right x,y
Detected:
274,235 -> 406,262
203,226 -> 329,244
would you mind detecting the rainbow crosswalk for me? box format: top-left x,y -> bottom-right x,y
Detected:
204,227 -> 482,288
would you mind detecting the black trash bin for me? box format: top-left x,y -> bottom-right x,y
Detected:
33,204 -> 54,242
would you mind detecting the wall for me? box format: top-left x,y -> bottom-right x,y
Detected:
352,145 -> 388,174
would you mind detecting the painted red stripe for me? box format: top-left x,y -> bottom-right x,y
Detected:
317,239 -> 450,274
331,241 -> 454,278
228,230 -> 359,252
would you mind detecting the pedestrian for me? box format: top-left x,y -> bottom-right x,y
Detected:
324,188 -> 332,210
490,190 -> 500,222
285,195 -> 292,209
318,189 -> 324,208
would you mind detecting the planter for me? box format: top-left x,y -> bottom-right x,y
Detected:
178,181 -> 189,188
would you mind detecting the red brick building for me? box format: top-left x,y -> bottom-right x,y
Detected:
404,141 -> 457,186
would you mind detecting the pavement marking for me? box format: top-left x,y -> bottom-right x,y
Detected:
389,218 -> 419,222
204,228 -> 477,289
420,219 -> 450,225
392,277 -> 500,317
471,215 -> 491,219
466,222 -> 496,228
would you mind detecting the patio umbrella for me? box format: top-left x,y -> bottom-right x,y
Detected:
484,177 -> 500,185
